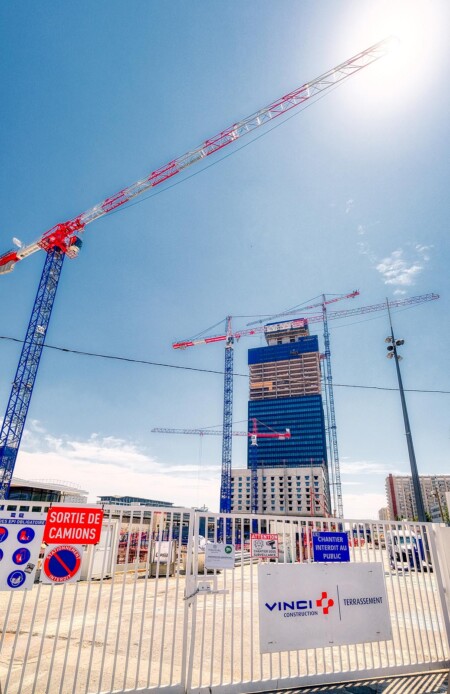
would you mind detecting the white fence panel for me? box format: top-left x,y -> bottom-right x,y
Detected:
186,513 -> 450,694
1,505 -> 449,694
0,503 -> 194,694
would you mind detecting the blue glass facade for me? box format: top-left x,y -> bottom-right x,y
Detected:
248,335 -> 319,365
247,336 -> 328,469
247,395 -> 327,467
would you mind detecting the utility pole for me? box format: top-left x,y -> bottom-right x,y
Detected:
385,300 -> 426,522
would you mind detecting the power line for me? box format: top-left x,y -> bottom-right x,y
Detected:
0,334 -> 448,394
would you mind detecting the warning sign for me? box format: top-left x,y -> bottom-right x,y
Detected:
43,507 -> 103,545
251,533 -> 279,559
41,544 -> 83,584
0,511 -> 46,591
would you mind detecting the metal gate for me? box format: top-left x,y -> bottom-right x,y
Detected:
1,505 -> 449,694
0,503 -> 194,694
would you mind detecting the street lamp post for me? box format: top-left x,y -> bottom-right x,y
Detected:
385,300 -> 426,522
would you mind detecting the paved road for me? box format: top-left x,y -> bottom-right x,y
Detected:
275,670 -> 449,693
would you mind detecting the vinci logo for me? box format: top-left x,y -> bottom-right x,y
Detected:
316,591 -> 334,615
266,590 -> 335,616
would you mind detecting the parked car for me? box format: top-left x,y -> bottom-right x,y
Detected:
387,530 -> 432,572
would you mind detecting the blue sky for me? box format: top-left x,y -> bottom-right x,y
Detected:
1,1 -> 448,518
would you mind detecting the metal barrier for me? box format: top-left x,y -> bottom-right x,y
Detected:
0,503 -> 194,694
0,505 -> 449,694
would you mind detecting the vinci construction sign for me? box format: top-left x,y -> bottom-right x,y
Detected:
43,507 -> 104,545
258,563 -> 392,653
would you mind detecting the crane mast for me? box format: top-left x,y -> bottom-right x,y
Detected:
220,318 -> 234,513
0,249 -> 66,498
0,39 -> 393,499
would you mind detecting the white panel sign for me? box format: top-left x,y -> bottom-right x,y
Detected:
258,562 -> 392,653
251,533 -> 279,559
0,511 -> 46,591
154,541 -> 172,564
205,543 -> 235,569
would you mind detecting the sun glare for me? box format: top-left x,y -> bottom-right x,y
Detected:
336,1 -> 444,112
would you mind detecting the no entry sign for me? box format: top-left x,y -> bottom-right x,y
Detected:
43,507 -> 103,545
42,545 -> 83,584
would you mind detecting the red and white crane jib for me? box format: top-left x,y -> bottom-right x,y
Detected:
0,38 -> 393,276
172,293 -> 439,350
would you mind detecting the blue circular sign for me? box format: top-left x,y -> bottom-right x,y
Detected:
17,527 -> 35,544
12,547 -> 31,565
45,547 -> 81,581
0,526 -> 8,543
7,570 -> 26,589
0,548 -> 3,561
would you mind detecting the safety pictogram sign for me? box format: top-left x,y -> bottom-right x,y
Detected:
43,507 -> 104,545
41,544 -> 83,584
251,533 -> 279,559
0,511 -> 46,591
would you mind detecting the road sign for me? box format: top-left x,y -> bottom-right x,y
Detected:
312,532 -> 350,563
41,544 -> 83,584
205,543 -> 235,569
251,534 -> 279,559
0,511 -> 46,591
43,507 -> 104,545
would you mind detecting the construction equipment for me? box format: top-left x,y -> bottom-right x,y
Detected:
173,293 -> 359,513
152,421 -> 291,514
0,39 -> 393,499
173,292 -> 439,516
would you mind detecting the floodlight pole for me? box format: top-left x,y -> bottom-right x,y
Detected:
386,300 -> 426,522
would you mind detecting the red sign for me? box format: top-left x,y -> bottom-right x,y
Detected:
43,545 -> 82,583
43,507 -> 104,545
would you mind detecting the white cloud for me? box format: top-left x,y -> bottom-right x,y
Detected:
340,460 -> 401,476
342,492 -> 387,520
345,198 -> 354,214
375,246 -> 431,287
15,429 -> 221,511
357,224 -> 365,235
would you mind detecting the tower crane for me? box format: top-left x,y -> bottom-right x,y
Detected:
173,292 -> 439,516
173,292 -> 359,513
151,421 -> 291,514
0,39 -> 392,499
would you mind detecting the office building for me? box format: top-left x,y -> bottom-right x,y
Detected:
98,495 -> 173,508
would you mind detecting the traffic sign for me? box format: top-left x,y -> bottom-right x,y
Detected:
0,512 -> 46,591
42,545 -> 83,584
43,507 -> 104,545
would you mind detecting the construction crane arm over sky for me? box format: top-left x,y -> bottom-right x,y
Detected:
0,38 -> 393,501
0,39 -> 392,276
173,294 -> 439,349
173,292 -> 439,516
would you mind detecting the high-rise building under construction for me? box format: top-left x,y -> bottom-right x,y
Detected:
241,318 -> 331,515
